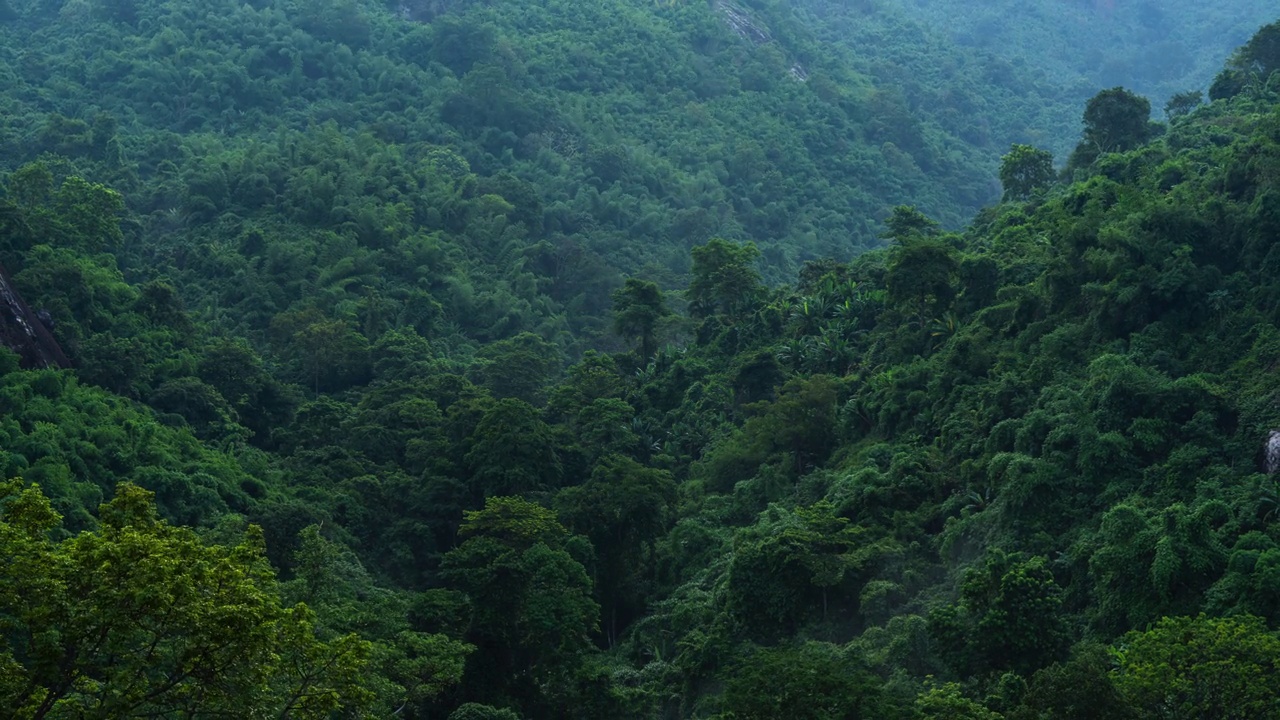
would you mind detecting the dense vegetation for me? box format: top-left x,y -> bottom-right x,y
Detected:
893,0 -> 1275,107
4,0 -> 1280,717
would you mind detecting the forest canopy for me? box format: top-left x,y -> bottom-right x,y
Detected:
1,1 -> 1280,719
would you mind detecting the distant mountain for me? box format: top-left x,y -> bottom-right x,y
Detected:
0,0 -> 1272,328
881,0 -> 1276,106
3,0 -> 1236,288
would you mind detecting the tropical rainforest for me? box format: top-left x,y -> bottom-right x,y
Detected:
2,0 -> 1280,716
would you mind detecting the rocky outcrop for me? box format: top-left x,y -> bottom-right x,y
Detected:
716,0 -> 772,45
0,262 -> 70,370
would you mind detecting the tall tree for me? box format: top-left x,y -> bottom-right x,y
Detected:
441,497 -> 598,712
464,398 -> 563,498
916,684 -> 1002,720
469,332 -> 563,405
555,455 -> 676,646
611,279 -> 671,360
1015,644 -> 1137,720
688,238 -> 763,321
727,500 -> 878,634
1163,90 -> 1203,119
1069,87 -> 1152,169
720,642 -> 904,720
1211,22 -> 1280,99
881,205 -> 941,243
930,551 -> 1068,676
999,144 -> 1055,200
885,237 -> 959,318
1083,87 -> 1152,153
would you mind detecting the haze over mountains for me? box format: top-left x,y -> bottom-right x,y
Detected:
899,0 -> 1274,97
1,0 -> 1272,283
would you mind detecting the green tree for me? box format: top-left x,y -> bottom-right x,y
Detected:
880,204 -> 942,245
555,455 -> 676,646
1163,90 -> 1203,119
470,332 -> 562,405
147,376 -> 240,440
431,15 -> 497,76
5,162 -> 55,210
885,236 -> 959,317
1013,643 -> 1136,720
1070,87 -> 1152,170
1212,21 -> 1280,100
572,398 -> 641,464
1113,615 -> 1280,720
281,315 -> 371,393
1209,68 -> 1249,101
0,480 -> 374,719
720,642 -> 904,720
1204,532 -> 1280,622
611,278 -> 671,360
999,144 -> 1054,201
280,524 -> 473,714
546,352 -> 628,423
695,376 -> 843,496
51,176 -> 125,253
464,398 -> 562,498
688,238 -> 763,321
727,501 -> 878,634
1235,21 -> 1280,78
441,497 -> 598,711
197,337 -> 299,446
917,683 -> 1003,720
1088,503 -> 1225,634
931,551 -> 1068,676
743,374 -> 842,475
449,704 -> 522,720
1083,87 -> 1152,153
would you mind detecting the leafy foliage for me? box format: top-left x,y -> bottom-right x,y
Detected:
0,480 -> 374,718
1000,144 -> 1055,201
1113,615 -> 1280,720
1,5 -> 1280,720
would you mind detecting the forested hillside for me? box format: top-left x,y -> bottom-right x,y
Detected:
4,0 -> 1280,718
0,0 -> 1006,290
889,0 -> 1275,109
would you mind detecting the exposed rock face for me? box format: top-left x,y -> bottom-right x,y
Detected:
1267,429 -> 1280,474
0,262 -> 71,370
716,0 -> 772,44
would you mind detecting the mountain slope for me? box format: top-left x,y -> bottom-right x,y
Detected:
0,0 -> 1182,293
4,3 -> 1280,719
887,0 -> 1276,104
